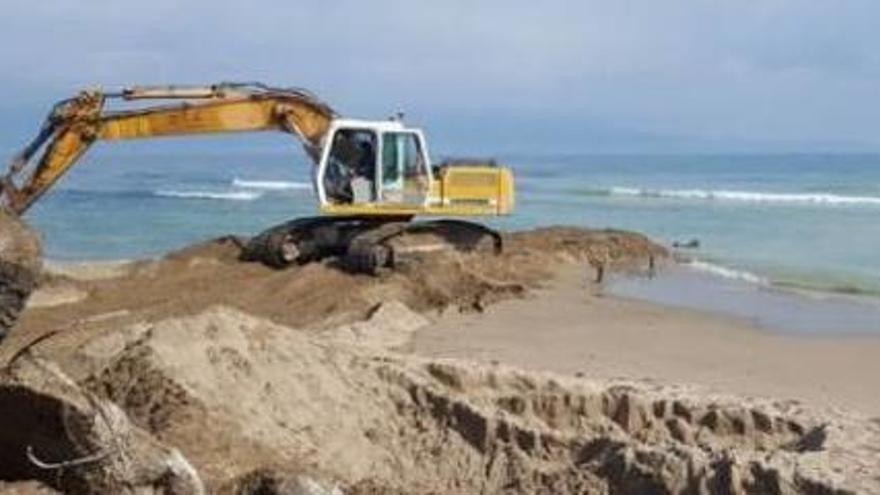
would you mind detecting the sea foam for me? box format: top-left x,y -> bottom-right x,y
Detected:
232,178 -> 311,190
685,260 -> 768,285
154,190 -> 263,201
608,187 -> 880,206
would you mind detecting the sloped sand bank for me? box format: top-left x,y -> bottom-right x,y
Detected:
31,307 -> 880,493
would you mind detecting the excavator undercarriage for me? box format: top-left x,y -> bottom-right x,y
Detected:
241,215 -> 502,274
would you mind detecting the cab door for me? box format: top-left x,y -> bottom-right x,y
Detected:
321,128 -> 377,205
379,132 -> 429,206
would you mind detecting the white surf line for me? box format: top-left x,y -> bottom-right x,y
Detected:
609,187 -> 880,206
154,190 -> 263,201
684,260 -> 769,285
231,178 -> 311,190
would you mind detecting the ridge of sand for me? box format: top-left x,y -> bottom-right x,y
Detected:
5,227 -> 663,366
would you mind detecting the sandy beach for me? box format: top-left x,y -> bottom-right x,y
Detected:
415,266 -> 880,417
2,228 -> 879,493
6,2 -> 880,491
38,249 -> 880,418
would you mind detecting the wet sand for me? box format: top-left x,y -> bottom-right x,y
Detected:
414,267 -> 880,416
609,264 -> 880,335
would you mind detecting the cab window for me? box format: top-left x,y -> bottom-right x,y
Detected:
381,132 -> 427,204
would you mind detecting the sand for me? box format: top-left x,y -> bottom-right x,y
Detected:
59,307 -> 880,492
3,228 -> 663,368
415,267 -> 880,417
0,211 -> 41,273
42,260 -> 132,282
1,226 -> 878,493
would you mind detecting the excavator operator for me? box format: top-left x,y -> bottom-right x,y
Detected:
353,140 -> 376,202
325,130 -> 376,204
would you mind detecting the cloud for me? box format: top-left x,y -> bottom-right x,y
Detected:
1,0 -> 879,151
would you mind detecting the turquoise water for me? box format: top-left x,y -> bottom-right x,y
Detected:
17,142 -> 880,297
501,153 -> 880,296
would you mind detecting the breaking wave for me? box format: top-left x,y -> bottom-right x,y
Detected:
154,190 -> 263,201
231,178 -> 311,190
604,187 -> 880,206
684,260 -> 768,285
151,178 -> 309,201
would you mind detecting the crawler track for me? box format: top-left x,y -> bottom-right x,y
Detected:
241,216 -> 503,274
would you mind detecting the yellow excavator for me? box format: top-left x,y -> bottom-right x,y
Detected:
0,82 -> 515,337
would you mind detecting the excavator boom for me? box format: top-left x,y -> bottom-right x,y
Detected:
1,83 -> 335,215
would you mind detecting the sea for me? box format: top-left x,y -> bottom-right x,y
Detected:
14,140 -> 880,332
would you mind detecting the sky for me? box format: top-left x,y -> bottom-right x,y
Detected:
1,0 -> 879,154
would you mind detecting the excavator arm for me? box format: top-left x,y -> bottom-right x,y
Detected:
0,81 -> 514,343
0,82 -> 336,215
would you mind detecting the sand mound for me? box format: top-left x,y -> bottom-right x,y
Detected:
76,306 -> 878,493
8,227 -> 664,358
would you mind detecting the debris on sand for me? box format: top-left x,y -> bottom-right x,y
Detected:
71,306 -> 878,493
0,355 -> 203,494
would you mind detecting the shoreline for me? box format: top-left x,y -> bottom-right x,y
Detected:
675,254 -> 880,299
413,265 -> 880,416
608,262 -> 880,336
43,252 -> 880,336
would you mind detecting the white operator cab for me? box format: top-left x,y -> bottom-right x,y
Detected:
315,118 -> 433,211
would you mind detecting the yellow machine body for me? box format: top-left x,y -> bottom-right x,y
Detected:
320,166 -> 515,217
